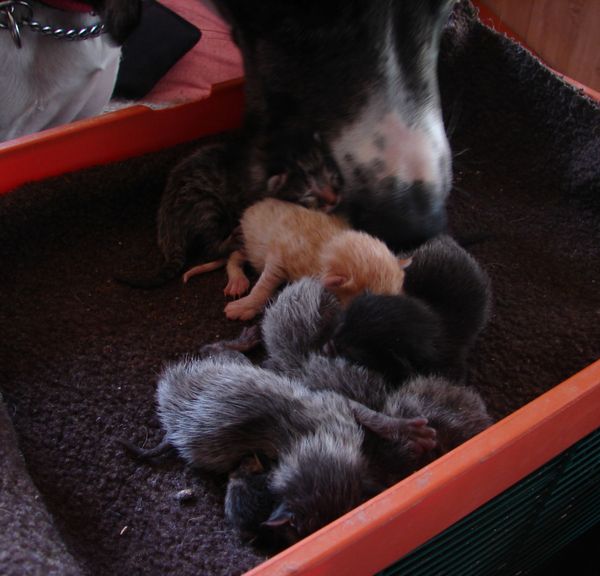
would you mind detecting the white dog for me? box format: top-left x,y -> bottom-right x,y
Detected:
0,0 -> 139,142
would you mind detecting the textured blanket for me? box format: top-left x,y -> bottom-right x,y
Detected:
1,2 -> 598,575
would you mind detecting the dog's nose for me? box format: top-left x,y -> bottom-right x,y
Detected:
389,179 -> 449,249
345,177 -> 449,252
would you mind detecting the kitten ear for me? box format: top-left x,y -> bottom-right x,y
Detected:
267,173 -> 288,193
262,503 -> 294,528
322,271 -> 357,291
253,451 -> 271,472
398,256 -> 412,269
321,274 -> 350,289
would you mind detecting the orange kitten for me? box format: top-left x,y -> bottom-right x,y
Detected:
184,198 -> 410,321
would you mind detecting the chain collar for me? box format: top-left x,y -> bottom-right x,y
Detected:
0,0 -> 105,48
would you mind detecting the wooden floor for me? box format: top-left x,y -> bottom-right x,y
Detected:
480,0 -> 600,91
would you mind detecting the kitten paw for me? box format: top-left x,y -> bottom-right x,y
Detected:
224,276 -> 250,298
405,418 -> 437,455
225,299 -> 261,321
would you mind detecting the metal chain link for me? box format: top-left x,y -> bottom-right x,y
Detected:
0,0 -> 106,48
25,18 -> 105,40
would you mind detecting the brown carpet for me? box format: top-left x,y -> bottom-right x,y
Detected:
1,2 -> 599,575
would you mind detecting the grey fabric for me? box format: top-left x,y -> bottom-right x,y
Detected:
0,397 -> 82,576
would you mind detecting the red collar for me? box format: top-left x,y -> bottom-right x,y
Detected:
40,0 -> 95,13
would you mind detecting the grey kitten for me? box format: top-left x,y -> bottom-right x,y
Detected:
260,276 -> 341,376
354,375 -> 493,486
154,355 -> 362,472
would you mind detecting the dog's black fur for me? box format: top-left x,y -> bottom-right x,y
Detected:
210,0 -> 455,250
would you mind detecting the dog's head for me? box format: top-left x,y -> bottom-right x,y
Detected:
210,0 -> 455,250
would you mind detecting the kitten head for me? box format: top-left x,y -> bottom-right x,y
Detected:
320,230 -> 411,306
267,133 -> 342,210
262,432 -> 379,544
327,293 -> 444,381
225,453 -> 275,536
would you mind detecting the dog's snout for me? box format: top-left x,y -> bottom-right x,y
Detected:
332,105 -> 452,250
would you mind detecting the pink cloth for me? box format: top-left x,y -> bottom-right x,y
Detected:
145,1 -> 243,104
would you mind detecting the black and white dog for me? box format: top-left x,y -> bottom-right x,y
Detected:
207,0 -> 455,250
1,0 -> 140,142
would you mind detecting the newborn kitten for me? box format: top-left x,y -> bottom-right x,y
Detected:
268,133 -> 341,210
261,430 -> 381,545
152,356 -> 356,472
155,349 -> 431,466
117,139 -> 242,288
185,198 -> 411,321
353,375 -> 493,486
260,276 -> 343,374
